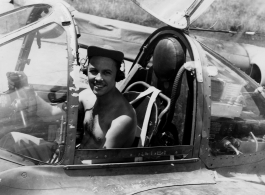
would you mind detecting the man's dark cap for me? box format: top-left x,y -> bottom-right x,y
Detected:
87,45 -> 124,64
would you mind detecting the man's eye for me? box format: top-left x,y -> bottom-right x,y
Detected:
103,71 -> 111,75
89,70 -> 97,75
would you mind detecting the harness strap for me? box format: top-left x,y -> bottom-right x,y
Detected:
129,86 -> 161,147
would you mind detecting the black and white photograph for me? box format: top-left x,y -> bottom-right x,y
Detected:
1,0 -> 265,194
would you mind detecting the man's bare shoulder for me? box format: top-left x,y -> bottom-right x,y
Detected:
113,94 -> 137,133
107,92 -> 137,130
115,94 -> 136,118
79,88 -> 96,109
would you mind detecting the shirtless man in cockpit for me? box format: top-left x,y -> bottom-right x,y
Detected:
0,46 -> 137,162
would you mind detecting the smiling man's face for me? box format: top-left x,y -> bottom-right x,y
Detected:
87,56 -> 118,96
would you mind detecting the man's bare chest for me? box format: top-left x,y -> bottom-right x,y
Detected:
83,110 -> 111,141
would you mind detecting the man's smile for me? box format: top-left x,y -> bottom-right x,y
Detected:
94,82 -> 105,89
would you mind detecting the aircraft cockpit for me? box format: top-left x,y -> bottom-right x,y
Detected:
2,1 -> 265,194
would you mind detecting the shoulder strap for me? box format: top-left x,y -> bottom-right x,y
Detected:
129,86 -> 161,147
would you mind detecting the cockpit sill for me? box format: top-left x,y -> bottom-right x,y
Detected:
64,158 -> 200,170
0,145 -> 195,171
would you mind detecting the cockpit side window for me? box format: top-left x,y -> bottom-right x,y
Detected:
207,52 -> 265,156
0,23 -> 68,164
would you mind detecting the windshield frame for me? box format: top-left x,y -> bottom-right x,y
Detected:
0,4 -> 53,39
0,2 -> 79,165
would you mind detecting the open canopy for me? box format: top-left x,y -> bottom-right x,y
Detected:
131,0 -> 215,29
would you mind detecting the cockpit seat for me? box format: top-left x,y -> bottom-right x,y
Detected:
150,37 -> 186,145
152,37 -> 185,97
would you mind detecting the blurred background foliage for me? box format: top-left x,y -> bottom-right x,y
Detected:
65,0 -> 265,33
193,0 -> 265,33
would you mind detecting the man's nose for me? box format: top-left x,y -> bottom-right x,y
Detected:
95,73 -> 103,80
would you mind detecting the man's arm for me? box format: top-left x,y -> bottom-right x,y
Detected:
86,115 -> 136,164
104,115 -> 136,148
76,89 -> 96,145
35,95 -> 65,121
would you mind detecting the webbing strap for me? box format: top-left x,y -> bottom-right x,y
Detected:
129,86 -> 161,147
139,87 -> 160,147
129,86 -> 158,105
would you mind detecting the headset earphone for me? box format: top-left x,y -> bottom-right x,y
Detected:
115,60 -> 125,82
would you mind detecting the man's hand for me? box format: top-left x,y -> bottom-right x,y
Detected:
6,71 -> 28,90
6,72 -> 37,120
6,71 -> 30,109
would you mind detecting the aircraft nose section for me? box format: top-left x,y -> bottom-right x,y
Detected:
0,165 -> 65,194
0,149 -> 36,174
